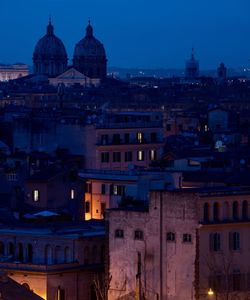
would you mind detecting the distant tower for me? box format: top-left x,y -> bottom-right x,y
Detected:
73,21 -> 107,79
185,48 -> 199,79
33,19 -> 68,76
217,62 -> 227,79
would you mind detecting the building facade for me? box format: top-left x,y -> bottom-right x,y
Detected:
107,190 -> 199,300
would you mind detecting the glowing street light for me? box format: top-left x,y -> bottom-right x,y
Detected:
208,288 -> 214,296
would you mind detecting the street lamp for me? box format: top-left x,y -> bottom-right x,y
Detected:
208,288 -> 214,296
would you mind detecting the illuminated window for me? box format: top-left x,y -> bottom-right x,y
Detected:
149,149 -> 157,160
70,189 -> 75,200
136,132 -> 144,143
33,190 -> 40,202
111,185 -> 125,196
57,286 -> 65,300
137,150 -> 144,161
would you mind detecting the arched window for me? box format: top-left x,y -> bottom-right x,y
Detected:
223,202 -> 229,220
0,241 -> 4,256
64,247 -> 71,263
18,243 -> 23,262
233,201 -> 239,220
213,202 -> 219,222
45,245 -> 53,265
27,244 -> 33,263
242,200 -> 248,220
203,203 -> 210,222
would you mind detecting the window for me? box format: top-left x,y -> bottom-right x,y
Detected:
125,151 -> 133,162
27,244 -> 33,263
32,190 -> 40,202
134,230 -> 144,240
8,242 -> 14,256
213,202 -> 219,221
242,200 -> 248,220
124,133 -> 130,144
112,185 -> 125,196
232,201 -> 239,220
166,124 -> 171,131
178,124 -> 183,131
112,134 -> 121,144
101,203 -> 106,216
115,229 -> 124,238
0,242 -> 4,255
101,184 -> 106,195
57,286 -> 65,300
101,134 -> 109,145
85,182 -> 92,193
149,149 -> 157,160
70,189 -> 75,200
183,234 -> 192,243
229,232 -> 240,250
137,150 -> 144,161
166,232 -> 175,242
113,152 -> 121,162
101,152 -> 109,163
151,132 -> 157,142
85,201 -> 90,213
209,233 -> 221,251
203,202 -> 210,222
136,132 -> 144,143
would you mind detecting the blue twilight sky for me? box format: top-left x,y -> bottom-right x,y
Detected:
0,0 -> 250,69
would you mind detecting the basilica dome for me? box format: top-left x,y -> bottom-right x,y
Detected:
33,20 -> 68,77
73,22 -> 107,79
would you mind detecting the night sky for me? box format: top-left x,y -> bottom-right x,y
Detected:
0,0 -> 250,69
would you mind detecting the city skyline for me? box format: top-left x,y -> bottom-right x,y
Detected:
0,0 -> 250,69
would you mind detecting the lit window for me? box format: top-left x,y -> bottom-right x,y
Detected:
136,132 -> 144,143
183,233 -> 192,243
137,150 -> 144,161
150,149 -> 157,160
70,189 -> 75,200
134,230 -> 144,240
166,232 -> 175,242
33,190 -> 40,202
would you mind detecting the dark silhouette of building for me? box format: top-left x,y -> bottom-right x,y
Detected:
217,62 -> 227,79
185,48 -> 199,79
33,19 -> 68,77
73,21 -> 107,79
